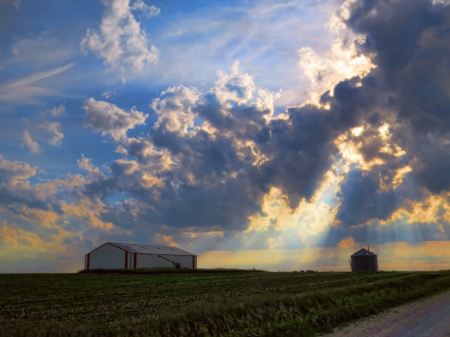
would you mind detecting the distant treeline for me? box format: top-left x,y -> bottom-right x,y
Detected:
78,267 -> 266,274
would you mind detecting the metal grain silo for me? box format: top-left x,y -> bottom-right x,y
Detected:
349,248 -> 378,272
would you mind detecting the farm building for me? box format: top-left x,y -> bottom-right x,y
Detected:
349,247 -> 378,272
84,242 -> 197,270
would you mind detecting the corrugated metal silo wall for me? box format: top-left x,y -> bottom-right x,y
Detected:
369,256 -> 378,272
351,256 -> 378,272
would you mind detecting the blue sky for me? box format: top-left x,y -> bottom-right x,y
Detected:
0,0 -> 338,174
2,0 -> 450,272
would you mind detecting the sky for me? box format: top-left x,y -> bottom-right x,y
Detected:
1,0 -> 450,272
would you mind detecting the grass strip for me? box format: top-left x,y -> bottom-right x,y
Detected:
1,272 -> 449,337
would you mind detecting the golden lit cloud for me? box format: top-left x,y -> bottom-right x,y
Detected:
298,3 -> 375,109
61,198 -> 113,230
246,183 -> 337,238
391,194 -> 450,225
334,121 -> 408,175
0,220 -> 71,255
0,220 -> 86,272
244,169 -> 341,252
338,237 -> 355,248
392,166 -> 412,188
34,174 -> 87,199
11,206 -> 60,228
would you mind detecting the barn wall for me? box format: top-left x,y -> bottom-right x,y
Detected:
136,254 -> 195,269
90,243 -> 126,270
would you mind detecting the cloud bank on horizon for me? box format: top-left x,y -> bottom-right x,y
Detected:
1,0 -> 450,272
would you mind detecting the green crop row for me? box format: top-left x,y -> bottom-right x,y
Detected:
1,271 -> 449,336
0,271 -> 402,319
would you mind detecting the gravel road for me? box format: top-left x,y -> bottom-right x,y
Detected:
323,291 -> 450,337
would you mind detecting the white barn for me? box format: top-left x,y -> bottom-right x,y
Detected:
84,242 -> 197,270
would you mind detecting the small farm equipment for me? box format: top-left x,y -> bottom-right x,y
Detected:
157,255 -> 185,269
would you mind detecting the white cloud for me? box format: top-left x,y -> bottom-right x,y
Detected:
298,47 -> 335,89
211,60 -> 280,118
297,0 -> 375,106
298,40 -> 373,93
433,0 -> 450,4
101,91 -> 115,99
81,0 -> 160,73
83,98 -> 148,141
39,122 -> 64,146
212,60 -> 256,105
152,85 -> 202,135
77,154 -> 104,178
50,105 -> 65,117
130,0 -> 160,17
22,131 -> 41,154
151,61 -> 280,136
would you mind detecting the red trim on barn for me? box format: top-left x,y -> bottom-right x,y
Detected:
87,253 -> 90,270
85,242 -> 132,256
85,243 -> 195,270
108,243 -> 194,256
143,253 -> 194,256
86,242 -> 195,257
85,242 -> 109,255
108,242 -> 130,252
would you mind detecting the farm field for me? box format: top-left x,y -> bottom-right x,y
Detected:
1,270 -> 450,336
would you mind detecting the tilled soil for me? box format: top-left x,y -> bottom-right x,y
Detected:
323,291 -> 450,337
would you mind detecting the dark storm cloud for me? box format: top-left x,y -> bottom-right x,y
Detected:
413,144 -> 450,194
83,76 -> 369,231
80,0 -> 450,238
88,74 -> 385,231
323,218 -> 450,247
327,0 -> 450,230
347,0 -> 443,76
0,162 -> 56,212
335,169 -> 398,227
0,186 -> 49,211
346,0 -> 450,135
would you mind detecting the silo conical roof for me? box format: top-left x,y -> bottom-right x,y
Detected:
351,248 -> 377,256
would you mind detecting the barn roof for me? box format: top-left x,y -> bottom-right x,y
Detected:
351,248 -> 377,257
108,242 -> 196,256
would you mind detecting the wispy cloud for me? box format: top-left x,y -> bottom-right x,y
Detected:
0,0 -> 21,9
22,130 -> 41,154
39,122 -> 64,146
149,0 -> 339,106
9,32 -> 77,66
0,63 -> 75,105
5,63 -> 75,89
